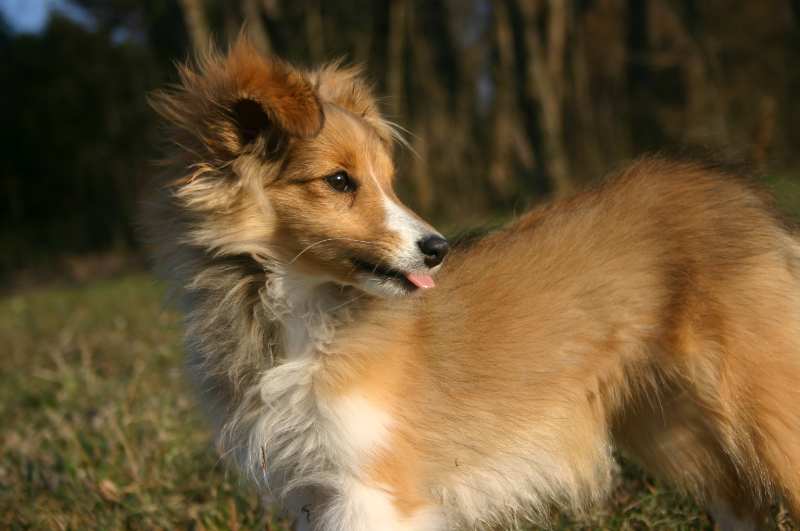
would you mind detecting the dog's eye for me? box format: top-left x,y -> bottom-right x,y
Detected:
324,171 -> 357,193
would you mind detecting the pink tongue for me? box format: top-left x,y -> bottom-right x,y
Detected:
405,272 -> 436,289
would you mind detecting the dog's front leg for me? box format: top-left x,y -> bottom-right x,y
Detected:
307,477 -> 443,531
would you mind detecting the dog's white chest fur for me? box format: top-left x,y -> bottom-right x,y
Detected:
206,274 -> 442,530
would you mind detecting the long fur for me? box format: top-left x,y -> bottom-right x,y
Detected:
142,40 -> 800,530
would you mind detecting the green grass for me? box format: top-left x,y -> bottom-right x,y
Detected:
0,275 -> 288,530
0,275 -> 795,530
767,173 -> 800,223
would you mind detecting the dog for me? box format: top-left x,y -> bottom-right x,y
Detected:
142,39 -> 800,530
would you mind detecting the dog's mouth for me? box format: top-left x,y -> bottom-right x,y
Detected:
351,258 -> 435,291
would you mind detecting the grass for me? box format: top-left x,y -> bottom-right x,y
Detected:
0,273 -> 796,530
0,275 -> 287,530
765,172 -> 800,223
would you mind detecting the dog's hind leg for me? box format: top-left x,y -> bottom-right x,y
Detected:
727,290 -> 800,522
755,235 -> 800,520
614,386 -> 769,530
749,381 -> 800,521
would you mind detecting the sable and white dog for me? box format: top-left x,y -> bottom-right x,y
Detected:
143,40 -> 800,530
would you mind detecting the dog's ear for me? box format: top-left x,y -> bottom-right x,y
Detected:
150,39 -> 323,162
225,41 -> 323,142
310,63 -> 396,146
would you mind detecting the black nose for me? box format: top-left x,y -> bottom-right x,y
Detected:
417,235 -> 449,267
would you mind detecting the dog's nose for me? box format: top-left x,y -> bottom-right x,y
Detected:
417,235 -> 449,268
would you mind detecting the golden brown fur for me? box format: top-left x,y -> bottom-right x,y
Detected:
323,161 -> 800,525
142,40 -> 800,530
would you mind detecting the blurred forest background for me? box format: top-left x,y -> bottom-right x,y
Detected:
3,0 -> 800,286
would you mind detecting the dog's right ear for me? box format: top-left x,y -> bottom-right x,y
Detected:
150,39 -> 323,162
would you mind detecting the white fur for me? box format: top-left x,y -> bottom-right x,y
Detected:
367,162 -> 436,269
315,478 -> 444,531
322,394 -> 394,468
382,194 -> 426,257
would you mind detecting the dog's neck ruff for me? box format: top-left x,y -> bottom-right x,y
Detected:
261,269 -> 343,361
186,260 -> 367,501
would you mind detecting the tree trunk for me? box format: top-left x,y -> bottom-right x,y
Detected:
387,0 -> 407,119
407,5 -> 437,212
178,0 -> 210,53
305,0 -> 325,62
489,1 -> 534,198
242,0 -> 272,54
517,0 -> 573,196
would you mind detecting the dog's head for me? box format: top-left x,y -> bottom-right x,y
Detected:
150,40 -> 447,298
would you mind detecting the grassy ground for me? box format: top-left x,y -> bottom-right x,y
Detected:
0,274 -> 728,531
0,276 -> 285,530
1,269 -> 798,528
